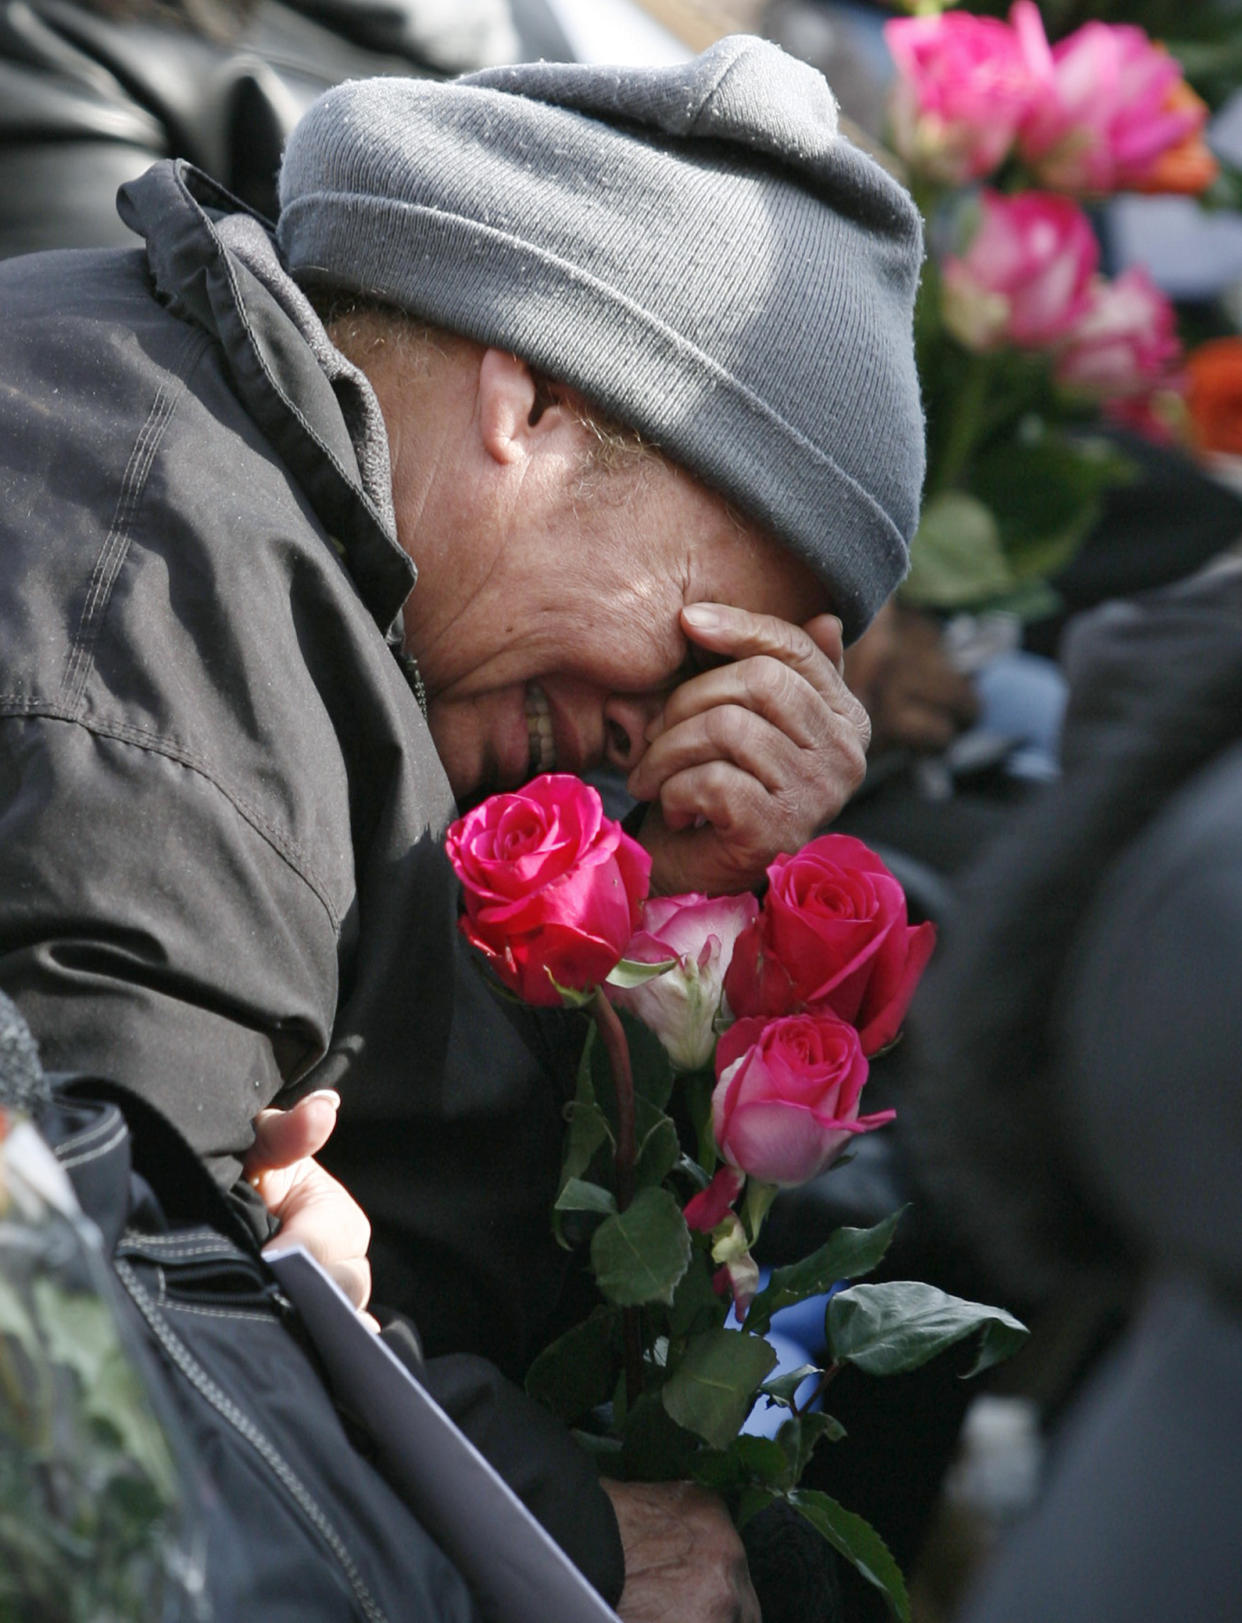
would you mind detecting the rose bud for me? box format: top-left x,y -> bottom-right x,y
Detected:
1012,0 -> 1216,197
1054,267 -> 1181,401
445,774 -> 650,1007
884,9 -> 1036,185
941,189 -> 1098,354
710,1011 -> 895,1188
724,834 -> 936,1056
611,891 -> 759,1071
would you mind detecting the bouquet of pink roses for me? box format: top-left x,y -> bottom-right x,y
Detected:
447,774 -> 1026,1621
882,0 -> 1222,616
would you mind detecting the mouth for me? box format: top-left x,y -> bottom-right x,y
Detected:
525,682 -> 557,776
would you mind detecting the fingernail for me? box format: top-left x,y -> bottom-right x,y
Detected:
302,1089 -> 341,1110
683,604 -> 723,632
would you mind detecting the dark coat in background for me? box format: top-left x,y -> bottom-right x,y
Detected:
908,557 -> 1242,1623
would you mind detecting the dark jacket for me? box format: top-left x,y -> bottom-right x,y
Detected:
0,156 -> 576,1357
0,0 -> 575,258
0,157 -> 460,1181
0,157 -> 624,1599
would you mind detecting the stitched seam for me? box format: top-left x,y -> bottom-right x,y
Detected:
0,709 -> 342,930
208,213 -> 394,542
122,1228 -> 229,1246
56,1119 -> 129,1169
121,1237 -> 242,1258
115,1257 -> 391,1623
165,1303 -> 277,1323
121,1243 -> 247,1262
61,325 -> 210,713
53,1110 -> 124,1161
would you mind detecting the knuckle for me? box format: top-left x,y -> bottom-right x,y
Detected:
702,705 -> 740,754
743,655 -> 797,708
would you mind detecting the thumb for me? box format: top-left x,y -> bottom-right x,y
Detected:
244,1090 -> 341,1182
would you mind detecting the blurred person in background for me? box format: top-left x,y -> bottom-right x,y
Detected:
909,552 -> 1242,1623
0,0 -> 573,256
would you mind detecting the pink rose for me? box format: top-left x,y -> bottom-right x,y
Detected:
884,11 -> 1035,184
611,892 -> 759,1071
446,774 -> 650,1007
683,1165 -> 745,1233
942,189 -> 1098,353
710,1012 -> 895,1187
1054,267 -> 1181,400
724,834 -> 935,1056
1013,1 -> 1212,195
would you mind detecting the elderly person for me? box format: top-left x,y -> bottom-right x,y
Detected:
0,34 -> 924,1620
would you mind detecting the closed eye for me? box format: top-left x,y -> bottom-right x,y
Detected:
671,644 -> 731,685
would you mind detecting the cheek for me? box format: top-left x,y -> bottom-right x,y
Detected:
426,698 -> 489,796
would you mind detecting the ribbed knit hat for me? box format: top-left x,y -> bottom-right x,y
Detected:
277,36 -> 926,640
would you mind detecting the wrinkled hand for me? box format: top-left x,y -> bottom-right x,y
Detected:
243,1091 -> 376,1327
602,1480 -> 760,1623
629,603 -> 871,896
844,603 -> 979,756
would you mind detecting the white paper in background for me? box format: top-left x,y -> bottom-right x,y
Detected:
540,0 -> 690,64
266,1244 -> 621,1623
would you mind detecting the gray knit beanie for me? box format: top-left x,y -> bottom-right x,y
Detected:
276,35 -> 925,640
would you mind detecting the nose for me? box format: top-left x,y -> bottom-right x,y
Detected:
602,692 -> 664,772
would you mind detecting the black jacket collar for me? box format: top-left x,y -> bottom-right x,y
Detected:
118,158 -> 416,639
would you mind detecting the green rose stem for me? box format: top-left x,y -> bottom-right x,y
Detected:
590,988 -> 645,1408
790,1360 -> 842,1421
930,348 -> 993,497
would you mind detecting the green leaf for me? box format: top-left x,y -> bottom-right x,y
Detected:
760,1363 -> 821,1408
559,1026 -> 613,1188
775,1411 -> 845,1482
554,1102 -> 612,1247
621,1008 -> 676,1116
789,1488 -> 910,1622
634,1115 -> 681,1191
30,1280 -> 179,1501
660,1327 -> 777,1450
668,1248 -> 726,1340
683,1073 -> 718,1174
588,1007 -> 674,1126
545,972 -> 596,1009
525,1306 -> 622,1423
689,1432 -> 796,1495
730,1433 -> 792,1489
736,1484 -> 778,1530
971,431 -> 1136,585
606,956 -> 677,989
827,1282 -> 1028,1378
619,1392 -> 701,1481
746,1210 -> 905,1336
553,1178 -> 617,1216
689,1449 -> 747,1493
591,1188 -> 692,1307
903,491 -> 1015,609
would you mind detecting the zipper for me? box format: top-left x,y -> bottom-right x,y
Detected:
114,1257 -> 392,1623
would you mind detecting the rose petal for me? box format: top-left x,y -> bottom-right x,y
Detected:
683,1166 -> 746,1232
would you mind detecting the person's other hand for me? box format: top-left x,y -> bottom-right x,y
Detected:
845,604 -> 979,755
602,1480 -> 760,1623
629,603 -> 870,895
243,1090 -> 376,1327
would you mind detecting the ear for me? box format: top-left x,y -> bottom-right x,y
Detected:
476,348 -> 582,467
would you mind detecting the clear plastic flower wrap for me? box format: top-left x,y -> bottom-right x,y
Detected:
0,1107 -> 209,1623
